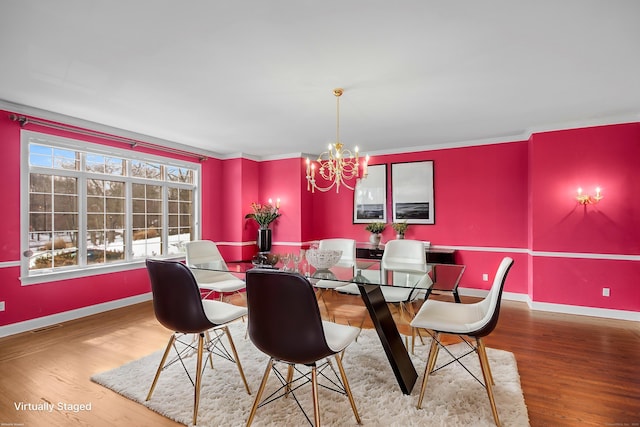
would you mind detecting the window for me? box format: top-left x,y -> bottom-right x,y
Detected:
21,130 -> 200,283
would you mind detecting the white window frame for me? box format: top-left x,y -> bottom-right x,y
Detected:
20,130 -> 202,285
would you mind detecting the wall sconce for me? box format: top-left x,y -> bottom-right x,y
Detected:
268,198 -> 281,209
576,187 -> 602,205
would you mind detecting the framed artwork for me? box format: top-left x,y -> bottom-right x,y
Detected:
353,164 -> 387,223
391,161 -> 434,224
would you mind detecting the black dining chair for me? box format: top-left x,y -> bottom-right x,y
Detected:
145,259 -> 251,426
410,257 -> 514,426
244,269 -> 361,426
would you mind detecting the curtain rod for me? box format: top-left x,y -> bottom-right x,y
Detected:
8,113 -> 208,162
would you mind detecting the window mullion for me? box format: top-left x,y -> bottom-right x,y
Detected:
78,155 -> 87,268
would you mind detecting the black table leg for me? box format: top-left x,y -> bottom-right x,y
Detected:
357,284 -> 417,395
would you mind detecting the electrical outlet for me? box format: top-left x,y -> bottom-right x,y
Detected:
602,288 -> 610,297
482,274 -> 489,281
0,301 -> 5,311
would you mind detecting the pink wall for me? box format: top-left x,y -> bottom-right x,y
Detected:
530,123 -> 640,254
300,143 -> 530,295
529,123 -> 640,306
1,109 -> 638,331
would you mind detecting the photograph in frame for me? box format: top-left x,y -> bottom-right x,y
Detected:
391,161 -> 434,224
353,164 -> 387,223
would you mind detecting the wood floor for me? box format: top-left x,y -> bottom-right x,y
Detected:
0,293 -> 638,426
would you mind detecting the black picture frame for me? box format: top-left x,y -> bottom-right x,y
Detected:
391,161 -> 434,224
353,164 -> 387,223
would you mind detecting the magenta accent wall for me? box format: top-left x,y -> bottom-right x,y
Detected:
528,123 -> 640,307
0,109 -> 638,330
530,123 -> 640,254
301,143 -> 531,295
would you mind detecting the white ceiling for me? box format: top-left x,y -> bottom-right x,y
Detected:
1,1 -> 639,158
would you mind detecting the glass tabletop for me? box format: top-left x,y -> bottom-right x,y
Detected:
191,259 -> 436,290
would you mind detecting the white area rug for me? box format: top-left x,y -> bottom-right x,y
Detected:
91,322 -> 529,426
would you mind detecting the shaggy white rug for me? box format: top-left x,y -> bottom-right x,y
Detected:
91,322 -> 529,426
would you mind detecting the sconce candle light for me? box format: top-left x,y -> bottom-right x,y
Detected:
576,187 -> 602,205
268,198 -> 281,209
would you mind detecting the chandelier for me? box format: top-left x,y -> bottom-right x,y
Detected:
305,88 -> 368,193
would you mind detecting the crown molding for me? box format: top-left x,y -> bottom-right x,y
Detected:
0,99 -> 222,160
3,98 -> 637,163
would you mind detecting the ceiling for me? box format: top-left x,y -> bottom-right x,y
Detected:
1,1 -> 639,158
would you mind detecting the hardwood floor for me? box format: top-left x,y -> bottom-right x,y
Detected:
0,294 -> 638,426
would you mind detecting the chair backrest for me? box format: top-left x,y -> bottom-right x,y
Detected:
381,239 -> 427,273
472,257 -> 514,337
145,259 -> 213,333
381,239 -> 427,285
245,269 -> 334,365
185,240 -> 238,283
318,238 -> 356,270
185,240 -> 230,270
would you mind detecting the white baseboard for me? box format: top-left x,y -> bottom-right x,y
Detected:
2,285 -> 637,339
0,293 -> 153,338
528,300 -> 640,322
458,287 -> 639,322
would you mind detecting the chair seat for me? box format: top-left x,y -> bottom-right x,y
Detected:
315,279 -> 348,289
334,283 -> 361,295
380,286 -> 416,303
410,298 -> 486,334
202,299 -> 248,324
198,278 -> 246,293
321,320 -> 360,353
335,284 -> 418,301
382,257 -> 427,273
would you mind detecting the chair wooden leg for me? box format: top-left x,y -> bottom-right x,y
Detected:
285,364 -> 294,397
430,340 -> 440,374
146,334 -> 175,401
205,330 -> 214,369
411,327 -> 415,354
246,359 -> 273,427
477,338 -> 495,385
193,333 -> 205,425
417,332 -> 440,409
411,327 -> 426,354
477,338 -> 500,427
311,366 -> 321,427
223,326 -> 251,394
335,354 -> 361,424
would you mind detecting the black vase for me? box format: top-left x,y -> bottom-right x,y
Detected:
257,228 -> 272,253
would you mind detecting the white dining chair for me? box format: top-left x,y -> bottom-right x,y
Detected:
185,240 -> 246,301
410,257 -> 514,426
313,238 -> 357,320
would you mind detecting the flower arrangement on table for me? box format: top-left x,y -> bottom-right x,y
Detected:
365,222 -> 386,234
245,202 -> 281,229
392,221 -> 409,237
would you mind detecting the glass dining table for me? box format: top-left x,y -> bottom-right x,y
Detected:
192,258 -> 432,395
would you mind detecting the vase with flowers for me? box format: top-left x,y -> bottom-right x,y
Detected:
392,221 -> 409,239
365,222 -> 386,248
245,202 -> 281,254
